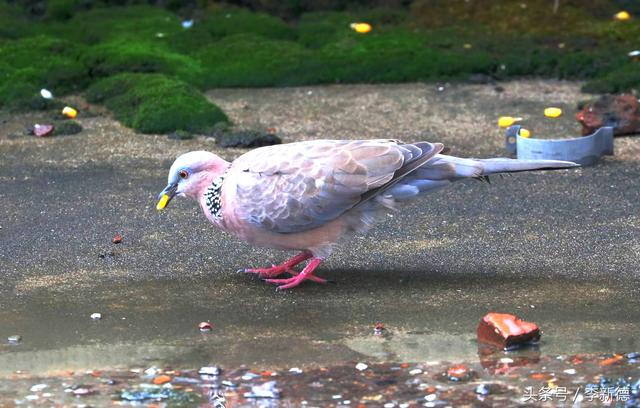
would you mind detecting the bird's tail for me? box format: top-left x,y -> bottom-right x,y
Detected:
383,154 -> 578,200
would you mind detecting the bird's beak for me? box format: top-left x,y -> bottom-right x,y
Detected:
156,183 -> 178,210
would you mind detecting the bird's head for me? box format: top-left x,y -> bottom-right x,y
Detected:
157,151 -> 229,210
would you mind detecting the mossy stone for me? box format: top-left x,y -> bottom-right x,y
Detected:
54,119 -> 83,135
216,130 -> 282,148
86,73 -> 228,134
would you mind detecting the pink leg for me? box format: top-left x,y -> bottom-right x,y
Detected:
241,251 -> 311,278
264,258 -> 326,290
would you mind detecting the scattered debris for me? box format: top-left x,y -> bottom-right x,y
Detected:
475,383 -> 490,395
4,354 -> 640,406
30,384 -> 47,392
374,322 -> 385,335
198,322 -> 213,332
62,106 -> 78,119
477,312 -> 540,350
182,20 -> 194,29
498,116 -> 522,128
40,89 -> 53,99
112,234 -> 123,244
289,367 -> 303,374
446,364 -> 473,382
244,381 -> 280,399
199,366 -> 221,376
355,363 -> 368,371
350,22 -> 372,34
600,354 -> 624,366
153,375 -> 172,385
32,123 -> 54,137
120,388 -> 172,402
544,107 -> 562,118
90,313 -> 102,320
215,130 -> 282,148
576,94 -> 640,136
628,50 -> 640,60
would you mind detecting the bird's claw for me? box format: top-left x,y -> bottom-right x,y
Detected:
264,274 -> 329,290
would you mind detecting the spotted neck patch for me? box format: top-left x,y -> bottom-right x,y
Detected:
204,175 -> 225,220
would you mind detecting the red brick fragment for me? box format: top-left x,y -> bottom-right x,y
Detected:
477,312 -> 540,350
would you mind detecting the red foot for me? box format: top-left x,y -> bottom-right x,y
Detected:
264,258 -> 326,290
241,251 -> 311,279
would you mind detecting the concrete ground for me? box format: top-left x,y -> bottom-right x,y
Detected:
0,80 -> 639,377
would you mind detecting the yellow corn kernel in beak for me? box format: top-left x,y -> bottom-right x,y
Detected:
350,22 -> 372,34
498,116 -> 522,128
519,128 -> 531,138
156,194 -> 170,210
544,107 -> 562,118
62,106 -> 77,119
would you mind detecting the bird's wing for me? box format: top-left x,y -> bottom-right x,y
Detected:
226,139 -> 442,233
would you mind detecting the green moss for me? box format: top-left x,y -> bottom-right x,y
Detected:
82,38 -> 204,86
46,0 -> 81,21
0,3 -> 32,39
582,63 -> 640,94
197,34 -> 311,87
86,73 -> 228,134
0,36 -> 88,110
199,7 -> 295,41
48,6 -> 183,44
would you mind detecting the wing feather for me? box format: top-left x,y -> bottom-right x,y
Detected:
227,139 -> 440,233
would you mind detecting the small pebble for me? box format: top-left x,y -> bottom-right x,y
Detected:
425,393 -> 437,401
355,362 -> 368,371
499,358 -> 514,364
25,395 -> 39,401
288,367 -> 303,374
563,368 -> 576,375
30,384 -> 48,392
199,366 -> 221,376
112,234 -> 123,244
409,369 -> 423,375
181,20 -> 193,29
7,335 -> 21,344
241,372 -> 260,380
243,381 -> 280,399
143,367 -> 160,377
198,322 -> 213,332
475,384 -> 490,395
626,352 -> 640,359
90,313 -> 102,320
332,394 -> 342,399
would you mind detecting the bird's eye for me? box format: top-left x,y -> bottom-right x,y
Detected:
179,170 -> 189,179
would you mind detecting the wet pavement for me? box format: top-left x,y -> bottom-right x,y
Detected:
0,81 -> 639,406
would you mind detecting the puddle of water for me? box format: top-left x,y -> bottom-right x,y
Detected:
1,273 -> 638,376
